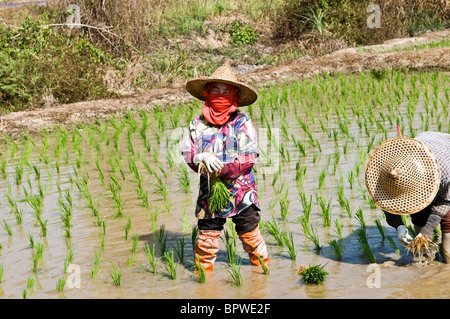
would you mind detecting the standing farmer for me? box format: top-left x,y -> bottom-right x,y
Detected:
365,131 -> 450,262
182,61 -> 270,272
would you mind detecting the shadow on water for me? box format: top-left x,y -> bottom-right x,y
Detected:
319,225 -> 419,266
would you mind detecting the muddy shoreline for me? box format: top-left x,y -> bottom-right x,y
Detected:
1,29 -> 448,136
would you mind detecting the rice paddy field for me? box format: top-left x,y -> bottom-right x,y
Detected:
0,68 -> 449,299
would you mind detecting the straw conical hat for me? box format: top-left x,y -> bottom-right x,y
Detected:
365,137 -> 440,215
186,61 -> 257,106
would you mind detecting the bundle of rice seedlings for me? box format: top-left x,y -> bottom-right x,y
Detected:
208,176 -> 230,212
297,264 -> 328,285
406,234 -> 439,263
198,163 -> 230,213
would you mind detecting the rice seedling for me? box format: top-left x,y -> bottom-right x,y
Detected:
191,226 -> 199,251
159,232 -> 168,257
153,173 -> 168,203
297,264 -> 328,285
181,206 -> 192,233
179,165 -> 191,193
109,261 -> 122,286
354,208 -> 366,228
318,168 -> 327,190
208,176 -> 230,213
145,243 -> 160,274
124,218 -> 131,240
2,219 -> 13,236
316,193 -> 331,227
173,237 -> 186,263
91,250 -> 102,279
334,218 -> 343,239
328,239 -> 343,260
163,251 -> 178,280
374,219 -> 385,241
227,260 -> 243,287
347,171 -> 355,190
131,234 -> 139,255
295,162 -> 307,186
386,236 -> 401,255
353,228 -> 377,263
27,274 -> 35,289
262,216 -> 284,246
279,191 -> 290,221
13,206 -> 24,225
255,254 -> 270,275
56,277 -> 66,292
307,227 -> 321,252
222,229 -> 238,265
0,263 -> 4,283
192,254 -> 206,283
22,288 -> 29,299
282,231 -> 297,260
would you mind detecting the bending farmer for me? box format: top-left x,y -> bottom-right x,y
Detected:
182,61 -> 270,272
365,131 -> 450,262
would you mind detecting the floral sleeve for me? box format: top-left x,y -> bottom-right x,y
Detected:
221,116 -> 258,179
181,118 -> 199,173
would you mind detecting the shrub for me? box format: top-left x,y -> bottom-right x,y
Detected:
229,20 -> 258,46
0,15 -> 117,112
273,0 -> 449,45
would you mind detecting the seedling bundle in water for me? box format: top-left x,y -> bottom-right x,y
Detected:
297,264 -> 328,285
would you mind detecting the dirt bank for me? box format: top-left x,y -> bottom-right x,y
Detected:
1,29 -> 448,136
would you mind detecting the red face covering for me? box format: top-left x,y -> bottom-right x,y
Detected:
202,83 -> 241,126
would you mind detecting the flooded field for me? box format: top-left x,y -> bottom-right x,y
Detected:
0,69 -> 449,299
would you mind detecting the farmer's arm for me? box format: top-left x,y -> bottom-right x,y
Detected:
220,116 -> 258,179
181,119 -> 199,173
384,211 -> 405,229
221,153 -> 256,179
418,199 -> 450,239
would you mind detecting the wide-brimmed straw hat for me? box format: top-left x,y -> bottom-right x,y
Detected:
186,61 -> 257,106
365,137 -> 441,215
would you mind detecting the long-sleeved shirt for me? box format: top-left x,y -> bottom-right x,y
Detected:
385,131 -> 450,238
181,111 -> 260,219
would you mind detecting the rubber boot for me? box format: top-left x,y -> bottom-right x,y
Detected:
194,230 -> 221,272
441,233 -> 450,264
238,226 -> 270,267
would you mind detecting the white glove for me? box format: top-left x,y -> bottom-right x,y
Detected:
397,225 -> 413,246
193,152 -> 223,173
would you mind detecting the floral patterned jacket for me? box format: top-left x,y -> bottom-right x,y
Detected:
181,111 -> 260,219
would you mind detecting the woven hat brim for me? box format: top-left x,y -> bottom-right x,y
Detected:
186,78 -> 258,106
365,138 -> 441,215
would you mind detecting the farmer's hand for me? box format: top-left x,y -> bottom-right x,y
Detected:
397,225 -> 413,246
193,152 -> 223,173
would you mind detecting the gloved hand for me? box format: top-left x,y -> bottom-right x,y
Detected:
193,152 -> 223,174
397,225 -> 413,246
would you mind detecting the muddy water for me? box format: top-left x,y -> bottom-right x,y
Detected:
0,71 -> 449,299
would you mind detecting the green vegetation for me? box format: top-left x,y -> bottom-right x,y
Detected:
230,20 -> 258,46
297,264 -> 328,285
0,0 -> 446,113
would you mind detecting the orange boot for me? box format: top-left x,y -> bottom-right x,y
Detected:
194,230 -> 221,272
238,226 -> 270,267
